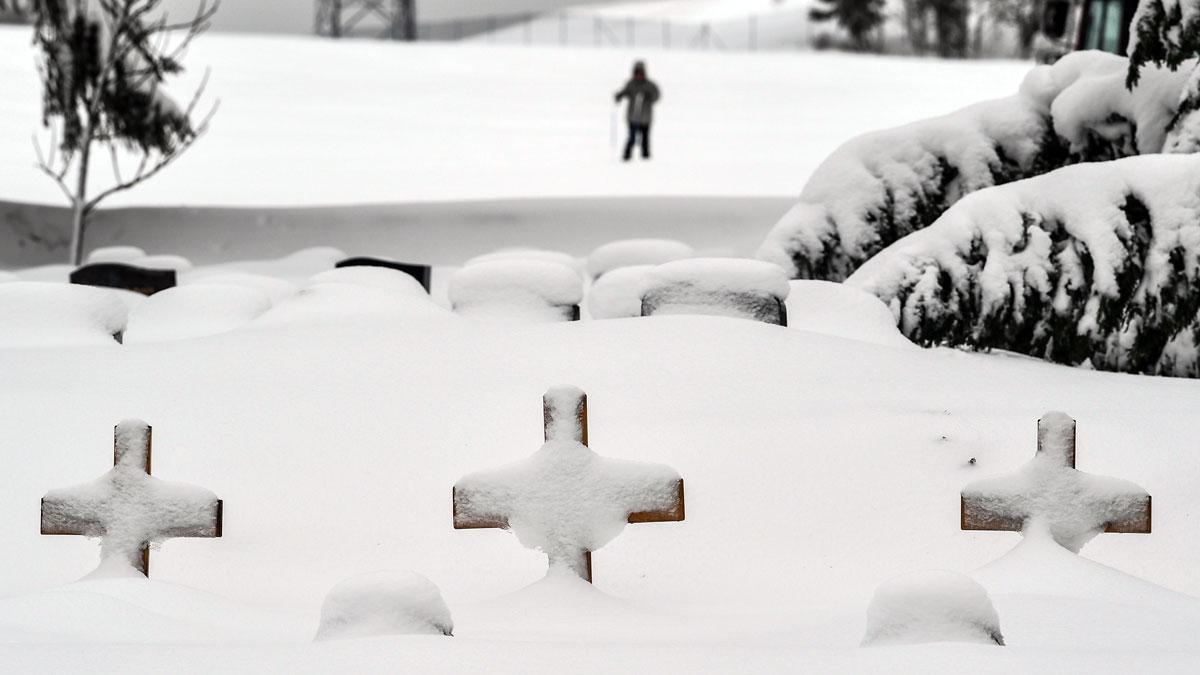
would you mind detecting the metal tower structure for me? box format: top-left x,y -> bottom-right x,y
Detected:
314,0 -> 416,40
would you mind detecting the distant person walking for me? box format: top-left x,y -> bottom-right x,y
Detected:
613,61 -> 660,161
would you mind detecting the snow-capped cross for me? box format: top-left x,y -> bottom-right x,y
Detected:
960,411 -> 1151,552
452,386 -> 685,582
41,419 -> 223,577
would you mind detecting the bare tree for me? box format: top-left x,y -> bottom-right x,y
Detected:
31,0 -> 219,265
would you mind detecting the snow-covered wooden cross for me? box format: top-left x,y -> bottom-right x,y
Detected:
961,411 -> 1151,552
452,386 -> 685,582
41,419 -> 223,577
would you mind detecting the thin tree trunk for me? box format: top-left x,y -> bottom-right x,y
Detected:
70,135 -> 91,266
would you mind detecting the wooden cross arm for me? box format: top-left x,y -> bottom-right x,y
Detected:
960,494 -> 1152,533
959,494 -> 1023,532
453,480 -> 685,529
158,499 -> 224,538
41,497 -> 104,536
452,486 -> 508,530
628,478 -> 685,523
1103,495 -> 1151,534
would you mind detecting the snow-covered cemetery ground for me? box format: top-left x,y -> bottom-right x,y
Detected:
4,17 -> 1200,675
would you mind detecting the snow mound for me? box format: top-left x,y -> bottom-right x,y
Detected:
255,266 -> 449,327
759,52 -> 1194,281
972,529 -> 1195,608
0,282 -> 133,348
449,260 -> 583,323
587,239 -> 694,280
135,254 -> 192,271
195,247 -> 345,286
0,270 -> 17,283
641,258 -> 789,325
847,153 -> 1200,377
41,419 -> 222,576
466,249 -> 586,279
862,570 -> 1004,646
315,571 -> 453,640
122,284 -> 273,343
785,281 -> 911,347
180,271 -> 297,305
454,385 -> 682,578
588,265 -> 654,320
962,412 -> 1151,553
86,246 -> 146,264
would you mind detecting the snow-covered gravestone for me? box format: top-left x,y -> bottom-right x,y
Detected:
452,386 -> 685,582
70,262 -> 177,296
335,256 -> 433,293
41,420 -> 223,577
961,412 -> 1151,553
640,258 -> 790,326
315,571 -> 454,640
862,571 -> 1004,646
448,260 -> 583,322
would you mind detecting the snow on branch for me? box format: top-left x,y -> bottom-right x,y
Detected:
847,153 -> 1200,377
758,52 -> 1193,281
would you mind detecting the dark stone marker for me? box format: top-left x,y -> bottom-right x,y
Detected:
335,256 -> 432,293
640,285 -> 788,326
70,263 -> 176,296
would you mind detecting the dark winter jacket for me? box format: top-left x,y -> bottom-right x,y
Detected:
615,78 -> 660,125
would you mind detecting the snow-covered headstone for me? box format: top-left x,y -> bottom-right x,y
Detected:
862,570 -> 1004,646
640,258 -> 790,326
452,386 -> 685,582
70,262 -> 177,296
587,239 -> 693,280
448,260 -> 583,322
961,412 -> 1151,553
315,571 -> 454,640
41,420 -> 223,577
335,256 -> 432,293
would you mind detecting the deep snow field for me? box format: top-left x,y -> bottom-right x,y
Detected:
0,26 -> 1029,206
3,25 -> 1200,675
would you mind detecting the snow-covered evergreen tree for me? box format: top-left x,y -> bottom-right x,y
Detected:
1129,0 -> 1200,151
848,154 -> 1200,377
31,0 -> 218,264
759,53 -> 1192,281
809,0 -> 886,50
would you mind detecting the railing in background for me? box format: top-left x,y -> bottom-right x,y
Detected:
415,10 -> 814,52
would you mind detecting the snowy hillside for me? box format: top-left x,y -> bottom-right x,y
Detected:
0,26 -> 1029,207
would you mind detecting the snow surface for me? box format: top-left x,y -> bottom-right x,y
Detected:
2,256 -> 1200,669
314,571 -> 453,640
122,284 -> 272,343
0,282 -> 134,348
861,570 -> 1003,646
0,27 -> 1030,207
